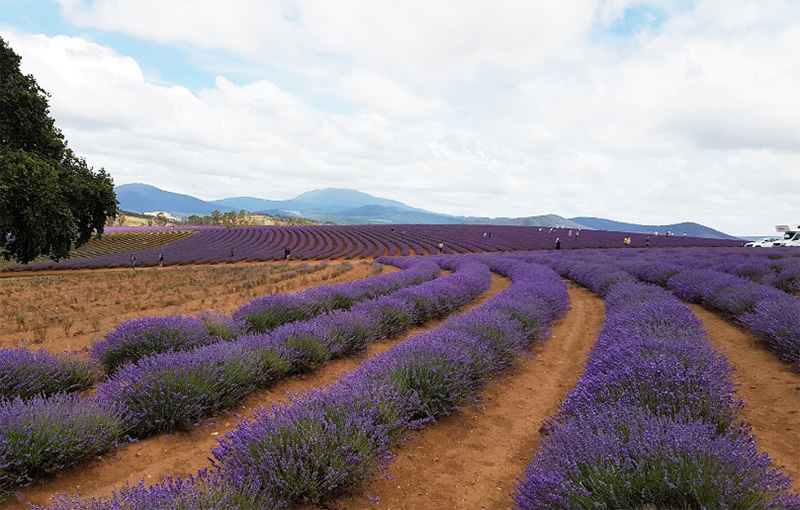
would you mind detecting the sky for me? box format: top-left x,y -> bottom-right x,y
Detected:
1,1 -> 798,236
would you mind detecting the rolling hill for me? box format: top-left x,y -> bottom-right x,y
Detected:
569,217 -> 738,240
114,183 -> 738,239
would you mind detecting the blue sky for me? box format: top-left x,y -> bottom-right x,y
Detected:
2,0 -> 799,236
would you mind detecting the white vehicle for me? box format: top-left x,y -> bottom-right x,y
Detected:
782,232 -> 800,247
745,237 -> 783,248
775,222 -> 800,247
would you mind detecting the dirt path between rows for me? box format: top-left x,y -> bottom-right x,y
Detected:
1,273 -> 511,509
322,281 -> 605,510
688,304 -> 800,491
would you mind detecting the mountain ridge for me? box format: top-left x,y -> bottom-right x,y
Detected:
115,183 -> 740,239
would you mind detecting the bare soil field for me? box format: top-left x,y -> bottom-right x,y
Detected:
0,259 -> 382,354
0,262 -> 797,509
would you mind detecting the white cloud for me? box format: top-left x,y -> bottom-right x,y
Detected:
4,0 -> 800,236
335,71 -> 450,120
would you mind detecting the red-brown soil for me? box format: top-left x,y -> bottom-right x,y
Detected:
0,260 -> 385,354
1,267 -> 797,509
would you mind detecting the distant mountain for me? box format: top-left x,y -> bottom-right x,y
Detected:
570,217 -> 740,240
292,189 -> 426,212
212,188 -> 428,218
210,196 -> 285,212
116,183 -> 237,217
468,215 -> 586,228
114,184 -> 736,239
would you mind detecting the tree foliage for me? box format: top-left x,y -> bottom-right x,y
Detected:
0,36 -> 118,264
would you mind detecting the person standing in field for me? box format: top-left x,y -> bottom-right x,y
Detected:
158,253 -> 163,267
555,238 -> 561,250
130,254 -> 136,269
284,247 -> 291,260
438,242 -> 444,253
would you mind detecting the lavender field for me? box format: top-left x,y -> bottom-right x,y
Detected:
1,230 -> 798,509
2,224 -> 741,272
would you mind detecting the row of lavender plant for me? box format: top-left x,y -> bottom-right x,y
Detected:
530,249 -> 800,368
0,257 -> 487,498
94,257 -> 492,439
629,247 -> 800,295
512,272 -> 799,509
0,259 -> 435,401
628,260 -> 799,368
0,349 -> 98,402
89,257 -> 441,375
600,251 -> 800,367
35,256 -> 570,509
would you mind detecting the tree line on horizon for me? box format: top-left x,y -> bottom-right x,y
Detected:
108,209 -> 319,228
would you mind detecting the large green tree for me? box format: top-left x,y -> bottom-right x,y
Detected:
0,36 -> 118,264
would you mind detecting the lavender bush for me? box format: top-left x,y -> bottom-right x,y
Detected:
348,296 -> 417,340
665,267 -> 800,365
211,383 -> 416,506
233,258 -> 440,333
535,249 -> 800,368
515,406 -> 796,510
197,311 -> 251,342
357,331 -> 480,420
740,295 -> 800,364
0,394 -> 123,498
91,316 -> 216,374
95,342 -> 283,438
36,470 -> 271,510
0,348 -> 97,401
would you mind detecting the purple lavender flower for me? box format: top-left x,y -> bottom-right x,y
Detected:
1,348 -> 97,401
0,394 -> 123,497
35,469 -> 271,509
95,342 -> 270,438
91,315 -> 216,374
212,384 -> 399,507
740,295 -> 800,364
232,258 -> 441,333
515,406 -> 797,510
197,311 -> 251,341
